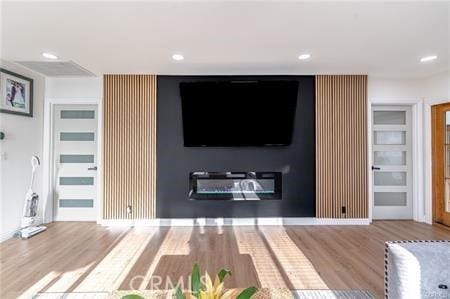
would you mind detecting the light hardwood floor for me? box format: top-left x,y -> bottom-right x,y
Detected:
1,221 -> 449,298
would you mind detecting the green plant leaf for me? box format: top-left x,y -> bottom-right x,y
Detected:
174,285 -> 186,299
191,263 -> 201,297
236,287 -> 258,299
217,268 -> 232,283
121,295 -> 145,299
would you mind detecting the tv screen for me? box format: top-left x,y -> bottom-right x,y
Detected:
180,80 -> 299,147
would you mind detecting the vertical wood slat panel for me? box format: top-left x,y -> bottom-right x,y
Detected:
315,75 -> 368,218
103,75 -> 157,219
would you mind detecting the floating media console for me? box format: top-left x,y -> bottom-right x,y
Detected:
189,172 -> 282,200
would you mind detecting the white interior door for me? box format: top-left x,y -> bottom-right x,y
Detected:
372,106 -> 413,219
53,104 -> 98,221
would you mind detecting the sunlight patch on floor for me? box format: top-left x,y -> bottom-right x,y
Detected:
138,227 -> 193,289
234,226 -> 287,288
44,263 -> 93,292
73,228 -> 157,292
18,271 -> 60,299
259,227 -> 328,289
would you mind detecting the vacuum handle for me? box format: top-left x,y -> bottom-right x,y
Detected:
29,156 -> 40,190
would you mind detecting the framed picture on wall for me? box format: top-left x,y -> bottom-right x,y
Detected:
0,68 -> 34,117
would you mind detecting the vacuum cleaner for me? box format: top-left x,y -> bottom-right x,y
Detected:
16,155 -> 47,239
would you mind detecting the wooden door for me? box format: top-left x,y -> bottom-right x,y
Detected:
432,102 -> 450,226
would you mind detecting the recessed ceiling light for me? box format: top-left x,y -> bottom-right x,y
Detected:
172,54 -> 184,61
298,53 -> 311,60
420,55 -> 437,63
42,52 -> 58,60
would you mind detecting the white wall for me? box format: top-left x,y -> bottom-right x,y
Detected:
0,60 -> 45,241
368,77 -> 426,99
369,71 -> 450,101
423,70 -> 450,101
45,77 -> 102,99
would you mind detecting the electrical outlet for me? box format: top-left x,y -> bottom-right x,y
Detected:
127,205 -> 132,214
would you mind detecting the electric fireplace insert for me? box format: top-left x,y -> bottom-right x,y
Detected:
189,172 -> 282,200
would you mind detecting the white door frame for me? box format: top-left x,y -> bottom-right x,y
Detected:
42,98 -> 102,224
369,98 -> 424,222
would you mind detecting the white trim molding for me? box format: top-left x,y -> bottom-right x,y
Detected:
412,101 -> 424,222
0,219 -> 44,242
99,217 -> 371,227
367,98 -> 373,223
1,228 -> 18,242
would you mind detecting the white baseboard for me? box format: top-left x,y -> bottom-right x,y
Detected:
0,220 -> 45,243
0,228 -> 18,242
99,217 -> 371,227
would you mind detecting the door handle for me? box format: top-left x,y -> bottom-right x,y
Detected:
88,166 -> 98,171
372,166 -> 381,171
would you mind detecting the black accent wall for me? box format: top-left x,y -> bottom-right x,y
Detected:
156,76 -> 315,218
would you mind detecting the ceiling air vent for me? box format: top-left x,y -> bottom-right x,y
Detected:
14,61 -> 95,77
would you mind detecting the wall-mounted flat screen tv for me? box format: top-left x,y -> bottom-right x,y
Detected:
180,80 -> 299,147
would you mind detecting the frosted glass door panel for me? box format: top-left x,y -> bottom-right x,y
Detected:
374,192 -> 407,206
374,151 -> 406,165
374,131 -> 406,145
373,111 -> 406,125
374,172 -> 407,186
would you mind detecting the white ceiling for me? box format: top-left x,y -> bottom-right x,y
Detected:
1,1 -> 449,78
